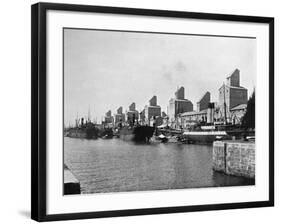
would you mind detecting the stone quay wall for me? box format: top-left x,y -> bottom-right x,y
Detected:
213,141 -> 255,179
64,164 -> 81,195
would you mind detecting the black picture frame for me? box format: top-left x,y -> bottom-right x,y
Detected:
31,2 -> 274,222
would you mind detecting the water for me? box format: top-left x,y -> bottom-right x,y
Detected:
64,137 -> 254,194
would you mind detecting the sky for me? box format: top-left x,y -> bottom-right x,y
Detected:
64,28 -> 256,126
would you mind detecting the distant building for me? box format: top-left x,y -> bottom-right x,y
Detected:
179,92 -> 211,128
149,116 -> 163,127
168,86 -> 193,128
126,102 -> 139,126
104,110 -> 114,125
217,69 -> 248,123
114,106 -> 125,126
144,95 -> 161,125
180,110 -> 207,128
229,103 -> 247,125
177,69 -> 249,127
129,102 -> 136,111
117,106 -> 123,114
179,102 -> 215,129
197,91 -> 210,112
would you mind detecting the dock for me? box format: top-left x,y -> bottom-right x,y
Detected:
212,140 -> 255,179
64,164 -> 81,195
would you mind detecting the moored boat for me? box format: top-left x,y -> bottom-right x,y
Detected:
182,130 -> 230,144
117,125 -> 155,142
66,125 -> 99,139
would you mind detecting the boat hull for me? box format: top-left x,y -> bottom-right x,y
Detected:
182,131 -> 230,144
66,127 -> 99,139
118,126 -> 155,142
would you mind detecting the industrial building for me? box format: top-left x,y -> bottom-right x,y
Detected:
168,86 -> 193,128
178,91 -> 212,128
179,69 -> 249,128
114,106 -> 125,126
216,69 -> 248,123
229,103 -> 247,125
104,110 -> 114,125
144,96 -> 161,126
196,91 -> 210,112
102,68 -> 249,129
126,102 -> 139,126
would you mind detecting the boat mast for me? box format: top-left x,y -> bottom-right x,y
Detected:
75,111 -> 78,127
88,105 -> 91,123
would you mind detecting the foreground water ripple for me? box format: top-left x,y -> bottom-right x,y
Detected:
64,137 -> 254,194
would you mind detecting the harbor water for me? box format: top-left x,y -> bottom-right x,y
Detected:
64,137 -> 254,194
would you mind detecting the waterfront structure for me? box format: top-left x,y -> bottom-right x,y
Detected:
180,101 -> 247,127
104,68 -> 248,128
144,96 -> 161,125
114,106 -> 125,126
179,92 -> 212,128
229,103 -> 247,125
104,110 -> 114,125
126,102 -> 139,126
178,68 -> 249,127
168,86 -> 193,128
64,165 -> 81,195
217,69 -> 248,123
213,141 -> 255,178
180,110 -> 208,128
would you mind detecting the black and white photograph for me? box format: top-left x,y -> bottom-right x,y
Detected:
0,0 -> 278,223
29,2 -> 274,222
63,28 -> 256,195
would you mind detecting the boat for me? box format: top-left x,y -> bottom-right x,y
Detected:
179,84 -> 235,144
117,126 -> 134,141
66,124 -> 99,139
101,128 -> 114,139
117,125 -> 155,142
181,128 -> 230,144
157,134 -> 168,143
167,135 -> 180,143
150,134 -> 168,143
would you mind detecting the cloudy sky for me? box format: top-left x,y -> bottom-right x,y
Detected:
64,28 -> 256,125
